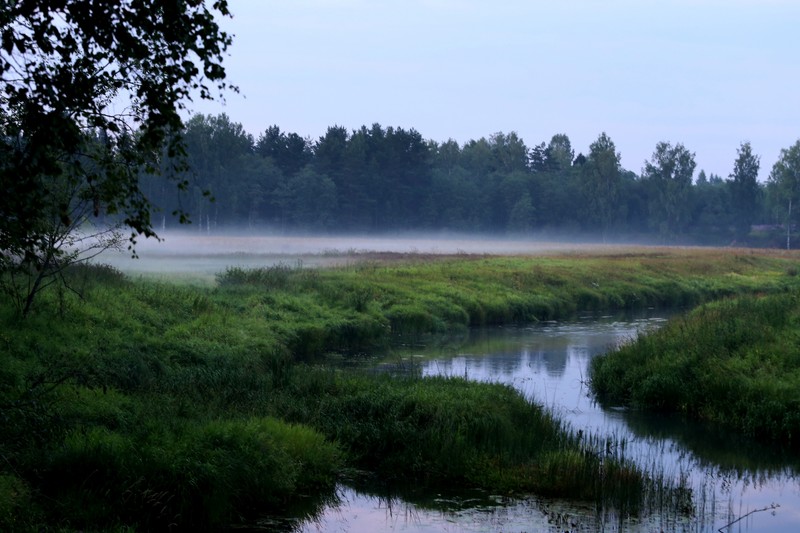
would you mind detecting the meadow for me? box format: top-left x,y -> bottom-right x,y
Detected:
1,246 -> 799,531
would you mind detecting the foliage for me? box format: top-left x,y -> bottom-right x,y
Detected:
0,0 -> 233,313
39,417 -> 339,530
1,144 -> 126,316
0,474 -> 37,531
290,370 -> 650,511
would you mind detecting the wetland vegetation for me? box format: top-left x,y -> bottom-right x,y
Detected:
591,289 -> 800,446
1,247 -> 799,531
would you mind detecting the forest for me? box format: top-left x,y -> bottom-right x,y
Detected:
141,113 -> 800,247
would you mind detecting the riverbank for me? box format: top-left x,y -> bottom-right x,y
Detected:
2,247 -> 798,530
591,290 -> 800,446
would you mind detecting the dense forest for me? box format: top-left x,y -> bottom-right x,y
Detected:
142,113 -> 800,246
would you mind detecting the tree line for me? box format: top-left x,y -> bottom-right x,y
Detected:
144,113 -> 800,246
4,1 -> 800,318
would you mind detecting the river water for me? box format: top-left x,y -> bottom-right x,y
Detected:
293,314 -> 800,532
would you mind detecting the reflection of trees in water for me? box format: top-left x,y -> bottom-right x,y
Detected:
420,322 -> 645,384
542,351 -> 566,376
622,410 -> 800,477
483,350 -> 526,375
428,353 -> 525,380
298,481 -> 637,533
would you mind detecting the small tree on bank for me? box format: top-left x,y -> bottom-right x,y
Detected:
768,140 -> 800,250
3,179 -> 125,317
0,0 -> 234,315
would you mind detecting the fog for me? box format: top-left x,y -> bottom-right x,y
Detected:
95,230 -> 654,282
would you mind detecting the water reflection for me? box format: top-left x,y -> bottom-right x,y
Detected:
296,484 -> 700,533
298,313 -> 800,532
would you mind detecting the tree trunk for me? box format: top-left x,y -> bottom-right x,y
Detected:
788,198 -> 792,250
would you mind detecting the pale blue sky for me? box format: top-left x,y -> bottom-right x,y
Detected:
192,0 -> 800,181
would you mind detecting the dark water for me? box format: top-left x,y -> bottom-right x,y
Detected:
294,313 -> 800,532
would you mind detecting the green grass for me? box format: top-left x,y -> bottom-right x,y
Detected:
2,248 -> 800,529
590,290 -> 800,445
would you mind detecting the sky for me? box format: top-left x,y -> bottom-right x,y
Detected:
190,0 -> 800,181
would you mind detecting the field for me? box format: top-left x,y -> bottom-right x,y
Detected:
2,239 -> 799,531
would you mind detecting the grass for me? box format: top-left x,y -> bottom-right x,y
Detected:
590,290 -> 800,446
2,247 -> 800,530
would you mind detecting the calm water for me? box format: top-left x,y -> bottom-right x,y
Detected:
294,314 -> 800,532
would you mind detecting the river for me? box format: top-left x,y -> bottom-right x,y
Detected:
97,235 -> 800,531
291,313 -> 800,532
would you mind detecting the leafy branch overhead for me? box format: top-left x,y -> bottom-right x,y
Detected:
0,0 -> 234,261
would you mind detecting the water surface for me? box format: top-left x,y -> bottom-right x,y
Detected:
297,314 -> 800,532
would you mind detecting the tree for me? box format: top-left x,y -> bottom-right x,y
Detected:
508,192 -> 535,233
180,114 -> 254,229
460,137 -> 495,178
727,142 -> 761,242
581,132 -> 622,240
489,131 -> 529,174
256,125 -> 312,177
1,0 -> 233,311
3,134 -> 125,316
544,134 -> 574,172
314,125 -> 349,177
530,134 -> 581,230
642,141 -> 696,241
692,171 -> 731,244
529,142 -> 547,173
430,139 -> 462,175
768,140 -> 800,249
273,168 -> 338,230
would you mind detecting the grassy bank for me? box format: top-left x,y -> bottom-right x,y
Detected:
1,248 -> 799,530
590,290 -> 800,446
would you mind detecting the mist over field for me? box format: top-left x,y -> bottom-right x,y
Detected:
97,230 -> 649,280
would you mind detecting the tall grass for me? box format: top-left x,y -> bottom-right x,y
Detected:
591,291 -> 800,445
274,369 -> 659,515
216,250 -> 800,337
37,417 -> 339,530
